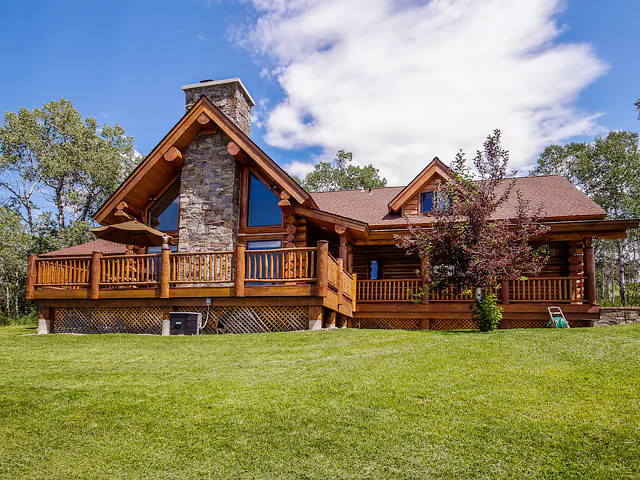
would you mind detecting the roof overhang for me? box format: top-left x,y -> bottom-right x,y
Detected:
292,205 -> 370,241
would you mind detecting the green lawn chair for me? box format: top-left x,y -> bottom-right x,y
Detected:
547,306 -> 570,328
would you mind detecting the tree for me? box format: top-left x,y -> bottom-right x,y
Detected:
0,99 -> 138,233
0,206 -> 31,320
299,150 -> 387,192
531,131 -> 640,305
399,130 -> 551,331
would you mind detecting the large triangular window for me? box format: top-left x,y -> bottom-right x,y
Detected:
248,173 -> 282,226
148,181 -> 180,232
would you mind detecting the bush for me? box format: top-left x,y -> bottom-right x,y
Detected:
471,291 -> 503,331
0,310 -> 38,327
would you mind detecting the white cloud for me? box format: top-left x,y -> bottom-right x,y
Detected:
235,0 -> 607,184
285,159 -> 316,179
197,34 -> 207,41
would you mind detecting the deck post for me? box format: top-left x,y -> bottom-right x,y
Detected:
160,245 -> 171,299
316,240 -> 329,298
501,280 -> 510,305
235,244 -> 246,297
26,255 -> 37,300
420,257 -> 429,304
325,310 -> 337,329
90,251 -> 102,300
337,258 -> 344,308
37,307 -> 51,334
584,238 -> 597,305
420,318 -> 430,330
352,273 -> 357,312
308,305 -> 323,330
161,307 -> 171,336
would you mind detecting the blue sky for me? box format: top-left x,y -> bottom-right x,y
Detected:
0,0 -> 638,185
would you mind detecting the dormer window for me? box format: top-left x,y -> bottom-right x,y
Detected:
420,191 -> 434,213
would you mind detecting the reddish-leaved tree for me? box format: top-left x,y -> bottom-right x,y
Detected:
398,130 -> 551,328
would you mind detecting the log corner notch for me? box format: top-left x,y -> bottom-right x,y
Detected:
197,113 -> 217,135
163,146 -> 184,168
226,141 -> 250,165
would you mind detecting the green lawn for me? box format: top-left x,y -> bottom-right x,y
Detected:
1,326 -> 639,479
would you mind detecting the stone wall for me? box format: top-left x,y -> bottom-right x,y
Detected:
595,307 -> 640,327
184,81 -> 252,136
178,132 -> 240,252
178,79 -> 253,252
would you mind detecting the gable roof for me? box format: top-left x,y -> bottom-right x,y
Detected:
93,96 -> 315,225
387,157 -> 451,213
311,175 -> 607,228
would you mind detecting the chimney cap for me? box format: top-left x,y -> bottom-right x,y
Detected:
181,78 -> 255,106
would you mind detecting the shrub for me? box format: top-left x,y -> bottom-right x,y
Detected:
471,291 -> 503,332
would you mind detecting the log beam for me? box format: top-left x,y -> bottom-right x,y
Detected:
163,147 -> 184,167
196,113 -> 217,134
226,141 -> 249,165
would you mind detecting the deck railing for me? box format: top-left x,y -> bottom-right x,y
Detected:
170,251 -> 234,284
34,256 -> 91,289
357,277 -> 585,304
27,245 -> 325,299
245,247 -> 316,283
100,254 -> 160,287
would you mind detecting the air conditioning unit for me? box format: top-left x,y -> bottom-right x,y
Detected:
169,312 -> 202,335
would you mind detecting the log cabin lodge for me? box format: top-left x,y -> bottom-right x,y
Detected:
27,78 -> 638,334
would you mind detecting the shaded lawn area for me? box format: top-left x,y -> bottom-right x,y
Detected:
0,325 -> 639,479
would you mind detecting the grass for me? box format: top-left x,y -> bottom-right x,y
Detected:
1,325 -> 639,479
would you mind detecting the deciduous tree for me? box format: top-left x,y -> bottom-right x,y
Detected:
399,130 -> 550,330
299,150 -> 387,192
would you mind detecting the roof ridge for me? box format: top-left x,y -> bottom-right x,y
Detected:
310,185 -> 404,194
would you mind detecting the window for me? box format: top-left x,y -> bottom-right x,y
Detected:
369,260 -> 380,280
420,191 -> 434,213
248,173 -> 282,226
420,191 -> 448,213
148,182 -> 180,232
246,240 -> 282,250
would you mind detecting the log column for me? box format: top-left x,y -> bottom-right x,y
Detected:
37,307 -> 52,335
308,305 -> 323,330
235,244 -> 246,297
420,257 -> 429,304
161,307 -> 171,336
316,240 -> 329,298
26,255 -> 36,300
160,243 -> 171,299
584,237 -> 597,305
90,251 -> 102,300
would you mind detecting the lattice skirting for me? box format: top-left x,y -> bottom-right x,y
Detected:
355,318 -> 421,330
53,306 -> 307,334
54,307 -> 162,334
509,318 -> 592,329
175,306 -> 307,334
430,318 -> 479,330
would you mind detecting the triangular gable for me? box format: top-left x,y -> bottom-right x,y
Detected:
93,96 -> 314,225
387,157 -> 451,214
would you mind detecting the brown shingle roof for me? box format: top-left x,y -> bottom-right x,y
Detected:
310,175 -> 606,228
40,239 -> 127,257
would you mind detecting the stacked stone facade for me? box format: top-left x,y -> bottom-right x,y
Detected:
184,81 -> 252,136
178,79 -> 253,252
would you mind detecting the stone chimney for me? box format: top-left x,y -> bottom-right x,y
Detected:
177,78 -> 255,253
182,78 -> 254,136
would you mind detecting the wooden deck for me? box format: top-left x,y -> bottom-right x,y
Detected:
27,241 -> 597,330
